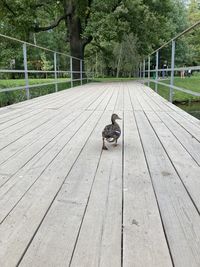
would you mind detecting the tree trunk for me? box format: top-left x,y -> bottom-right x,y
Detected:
116,44 -> 122,78
65,6 -> 85,80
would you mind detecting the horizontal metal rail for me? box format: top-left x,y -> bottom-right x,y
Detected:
0,69 -> 71,74
139,21 -> 200,103
146,79 -> 200,97
146,66 -> 200,73
0,69 -> 89,74
0,80 -> 70,93
0,33 -> 94,101
150,20 -> 200,55
0,33 -> 80,60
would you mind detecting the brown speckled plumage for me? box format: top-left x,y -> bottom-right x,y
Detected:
102,114 -> 121,150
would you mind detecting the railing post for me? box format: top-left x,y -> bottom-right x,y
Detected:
148,56 -> 150,87
155,51 -> 159,93
139,62 -> 142,79
170,40 -> 175,103
80,59 -> 83,85
143,59 -> 145,79
54,52 -> 58,92
70,57 -> 73,87
23,43 -> 30,100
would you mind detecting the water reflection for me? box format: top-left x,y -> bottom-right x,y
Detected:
176,102 -> 200,120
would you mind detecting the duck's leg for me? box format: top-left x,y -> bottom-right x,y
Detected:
114,138 -> 118,147
102,137 -> 108,150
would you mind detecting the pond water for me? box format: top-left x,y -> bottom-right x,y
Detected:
175,102 -> 200,120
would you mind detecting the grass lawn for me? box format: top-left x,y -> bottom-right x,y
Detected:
93,77 -> 136,82
0,78 -> 78,107
149,76 -> 200,103
0,78 -> 70,89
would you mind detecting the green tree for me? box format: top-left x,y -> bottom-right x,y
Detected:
0,0 -> 189,76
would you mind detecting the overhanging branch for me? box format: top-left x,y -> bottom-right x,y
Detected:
82,35 -> 93,46
34,14 -> 66,32
1,0 -> 16,15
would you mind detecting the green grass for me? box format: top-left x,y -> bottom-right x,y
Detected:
0,78 -> 70,89
148,76 -> 200,103
93,77 -> 136,82
0,78 -> 82,107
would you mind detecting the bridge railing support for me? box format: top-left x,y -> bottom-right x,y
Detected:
139,21 -> 200,102
148,56 -> 150,87
143,60 -> 145,79
155,51 -> 159,94
54,52 -> 58,92
23,43 -> 30,100
170,40 -> 175,103
0,33 -> 94,105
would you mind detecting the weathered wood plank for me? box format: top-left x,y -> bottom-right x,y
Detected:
0,86 -> 106,165
145,111 -> 200,210
70,113 -> 123,267
135,110 -> 200,267
123,110 -> 172,267
19,111 -> 119,267
0,81 -> 200,267
0,111 -> 103,267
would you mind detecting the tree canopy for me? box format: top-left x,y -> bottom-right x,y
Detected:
0,0 -> 197,76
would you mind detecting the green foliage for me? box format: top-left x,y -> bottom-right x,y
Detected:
0,0 -> 193,79
149,76 -> 200,102
0,78 -> 71,107
40,53 -> 53,72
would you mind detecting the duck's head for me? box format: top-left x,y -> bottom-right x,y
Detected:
111,113 -> 122,123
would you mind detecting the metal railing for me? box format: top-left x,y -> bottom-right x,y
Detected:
139,21 -> 200,102
0,33 -> 93,101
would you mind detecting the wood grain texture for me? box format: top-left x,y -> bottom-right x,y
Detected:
0,81 -> 199,267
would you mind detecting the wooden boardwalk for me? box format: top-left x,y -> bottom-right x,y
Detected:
0,81 -> 200,267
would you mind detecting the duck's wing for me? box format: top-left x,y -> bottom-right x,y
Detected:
102,124 -> 114,138
112,124 -> 121,138
102,124 -> 121,139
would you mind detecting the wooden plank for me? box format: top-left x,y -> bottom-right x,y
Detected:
123,110 -> 172,267
0,88 -> 112,217
0,85 -> 95,127
156,111 -> 200,165
0,109 -> 51,134
127,83 -> 143,111
19,111 -> 117,267
0,81 -> 200,267
139,87 -> 200,165
0,110 -> 84,186
166,111 -> 200,141
0,86 -> 106,164
0,109 -> 58,150
135,110 -> 200,267
0,83 -> 94,124
115,84 -> 124,111
123,84 -> 132,111
97,86 -> 115,111
70,112 -> 123,267
0,111 -> 103,267
142,84 -> 200,127
106,86 -> 119,111
145,111 -> 200,211
86,87 -> 109,110
134,84 -> 153,111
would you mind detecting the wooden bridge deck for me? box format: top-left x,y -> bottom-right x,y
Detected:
0,81 -> 200,267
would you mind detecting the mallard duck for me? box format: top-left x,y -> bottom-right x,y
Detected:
102,114 -> 122,150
